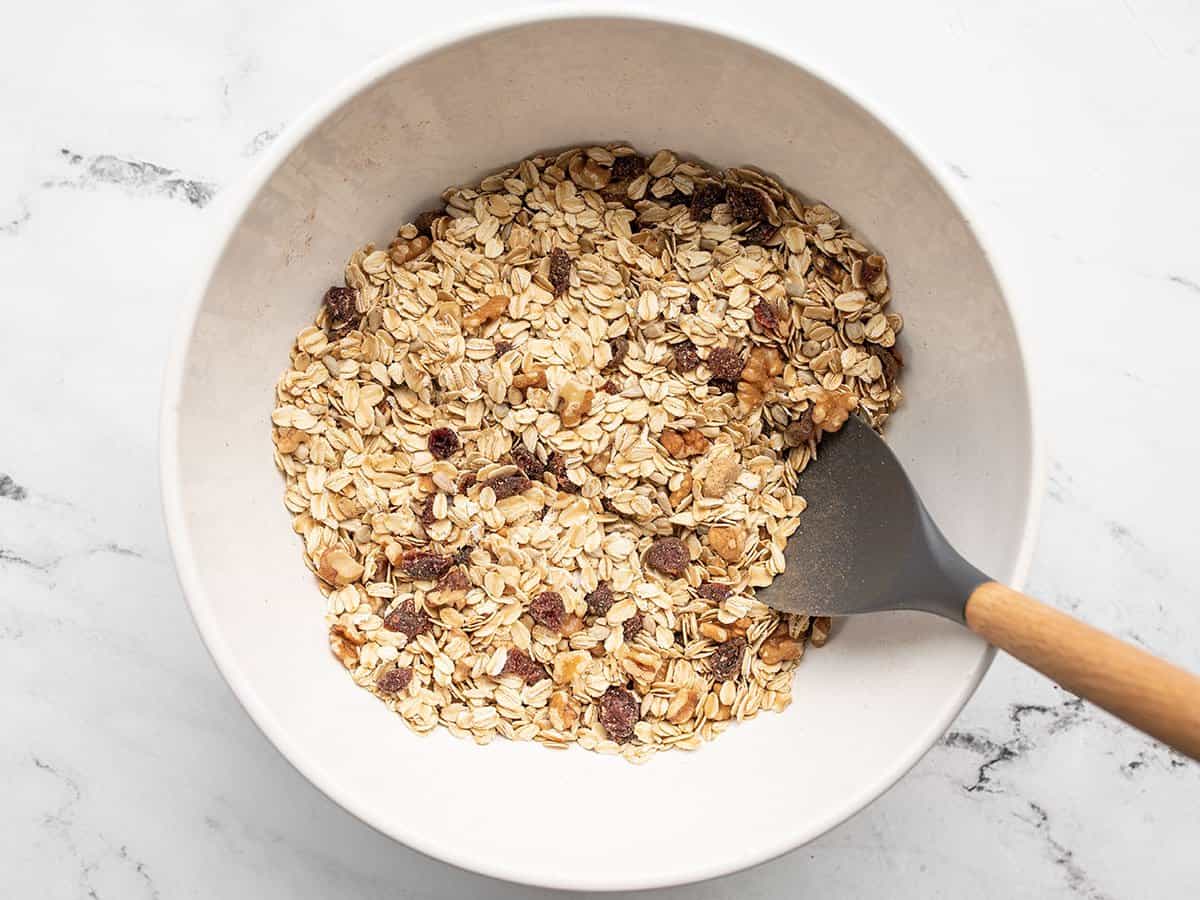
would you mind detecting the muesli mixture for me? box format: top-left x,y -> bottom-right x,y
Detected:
270,145 -> 903,762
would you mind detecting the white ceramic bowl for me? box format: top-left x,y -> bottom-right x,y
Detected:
161,12 -> 1040,892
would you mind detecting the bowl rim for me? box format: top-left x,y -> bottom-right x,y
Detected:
159,8 -> 1045,892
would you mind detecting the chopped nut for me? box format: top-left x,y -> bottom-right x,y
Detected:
706,525 -> 745,563
665,683 -> 703,724
388,234 -> 431,265
660,428 -> 709,459
317,547 -> 364,585
810,389 -> 858,433
552,649 -> 591,684
557,381 -> 594,428
462,294 -> 509,330
668,472 -> 693,510
619,645 -> 660,684
549,689 -> 580,731
329,628 -> 359,669
810,616 -> 832,647
738,346 -> 784,410
701,446 -> 742,499
511,366 -> 547,390
699,622 -> 729,642
760,623 -> 804,665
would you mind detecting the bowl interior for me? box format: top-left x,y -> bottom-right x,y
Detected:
165,17 -> 1034,891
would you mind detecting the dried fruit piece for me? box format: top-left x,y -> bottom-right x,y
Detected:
697,582 -> 732,603
700,622 -> 729,642
600,378 -> 620,394
597,685 -> 639,744
435,567 -> 470,595
708,636 -> 746,681
413,209 -> 442,237
427,427 -> 460,460
483,472 -> 532,500
545,452 -> 579,494
611,154 -> 647,179
493,339 -> 512,357
585,582 -> 614,617
622,612 -> 644,641
870,343 -> 903,383
383,599 -> 432,638
549,247 -> 572,297
510,444 -> 545,480
415,495 -> 437,526
709,378 -> 738,395
786,408 -> 819,445
606,336 -> 629,371
706,347 -> 744,380
376,666 -> 413,694
322,286 -> 358,338
753,300 -> 780,333
689,181 -> 725,221
501,648 -> 547,684
645,537 -> 689,577
457,472 -> 477,493
400,551 -> 454,580
742,221 -> 777,246
726,184 -> 768,220
529,591 -> 566,631
707,524 -> 745,563
672,339 -> 700,372
453,544 -> 474,566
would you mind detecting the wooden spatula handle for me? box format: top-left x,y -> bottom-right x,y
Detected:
965,582 -> 1200,760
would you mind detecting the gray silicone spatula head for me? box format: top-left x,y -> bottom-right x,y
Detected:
761,415 -> 987,623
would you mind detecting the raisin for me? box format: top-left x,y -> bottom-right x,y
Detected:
545,452 -> 579,494
529,591 -> 565,631
689,181 -> 725,221
383,599 -> 432,638
870,344 -> 903,383
726,184 -> 768,221
861,255 -> 884,284
645,537 -> 689,577
706,347 -> 744,380
697,582 -> 732,603
623,612 -> 644,641
415,495 -> 436,526
549,247 -> 572,297
585,582 -> 614,617
611,154 -> 647,179
606,336 -> 629,371
435,567 -> 470,594
708,636 -> 746,681
457,472 -> 477,493
709,378 -> 738,395
376,666 -> 413,694
812,250 -> 844,280
753,300 -> 780,333
601,379 -> 620,394
673,340 -> 700,372
322,286 -> 358,338
427,427 -> 460,460
484,472 -> 532,500
510,444 -> 545,480
493,340 -> 513,357
743,220 -> 777,246
792,408 -> 818,444
453,544 -> 474,566
598,686 -> 639,744
400,551 -> 453,580
501,648 -> 547,685
663,190 -> 690,208
685,294 -> 699,314
413,209 -> 442,237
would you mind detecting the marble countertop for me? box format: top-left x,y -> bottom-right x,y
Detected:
3,1 -> 1198,897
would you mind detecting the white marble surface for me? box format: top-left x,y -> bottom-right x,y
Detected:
2,1 -> 1198,897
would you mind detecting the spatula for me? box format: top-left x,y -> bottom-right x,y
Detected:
765,415 -> 1200,760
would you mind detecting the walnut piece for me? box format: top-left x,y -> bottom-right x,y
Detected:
660,428 -> 709,459
668,472 -> 693,510
328,626 -> 359,669
810,616 -> 832,647
699,622 -> 729,642
318,547 -> 364,585
548,689 -> 580,731
557,381 -> 594,428
737,346 -> 784,410
388,234 -> 431,265
619,645 -> 662,684
511,366 -> 547,390
463,294 -> 509,331
552,649 -> 591,684
760,623 -> 804,665
810,389 -> 858,433
707,525 -> 745,563
701,446 -> 742,499
665,684 -> 703,725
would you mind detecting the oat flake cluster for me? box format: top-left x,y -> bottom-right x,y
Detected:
271,145 -> 904,762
